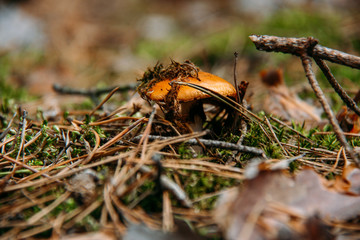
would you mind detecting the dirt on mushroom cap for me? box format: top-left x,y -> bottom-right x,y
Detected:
137,60 -> 236,103
146,71 -> 236,102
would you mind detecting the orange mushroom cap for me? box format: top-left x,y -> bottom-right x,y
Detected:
145,71 -> 236,102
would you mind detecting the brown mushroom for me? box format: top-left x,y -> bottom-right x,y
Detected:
141,70 -> 237,133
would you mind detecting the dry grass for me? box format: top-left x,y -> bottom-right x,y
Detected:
0,82 -> 355,239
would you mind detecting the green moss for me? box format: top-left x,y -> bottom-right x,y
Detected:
321,134 -> 340,151
0,5 -> 358,237
263,142 -> 283,159
27,159 -> 44,166
178,143 -> 193,159
182,171 -> 238,210
52,197 -> 78,216
133,180 -> 163,213
289,161 -> 301,172
350,137 -> 360,147
79,215 -> 100,232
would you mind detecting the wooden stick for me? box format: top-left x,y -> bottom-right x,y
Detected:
300,54 -> 360,167
314,57 -> 360,116
249,35 -> 360,69
131,135 -> 264,156
250,34 -> 360,167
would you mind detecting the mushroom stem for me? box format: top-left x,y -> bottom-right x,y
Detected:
180,101 -> 206,154
180,101 -> 206,133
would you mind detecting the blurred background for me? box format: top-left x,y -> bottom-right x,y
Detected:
0,0 -> 359,115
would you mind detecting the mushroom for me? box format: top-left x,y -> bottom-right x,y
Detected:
138,63 -> 237,133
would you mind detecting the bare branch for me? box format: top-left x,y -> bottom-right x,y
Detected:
249,35 -> 360,69
249,34 -> 360,166
300,54 -> 360,167
313,57 -> 360,116
131,135 -> 265,156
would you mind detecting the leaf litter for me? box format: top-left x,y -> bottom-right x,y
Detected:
1,57 -> 360,240
215,167 -> 360,240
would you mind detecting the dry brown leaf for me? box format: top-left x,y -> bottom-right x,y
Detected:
332,164 -> 360,195
260,69 -> 321,127
214,169 -> 360,240
337,96 -> 360,134
336,90 -> 360,135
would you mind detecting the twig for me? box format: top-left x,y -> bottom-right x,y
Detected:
3,152 -> 133,193
238,81 -> 250,104
237,118 -> 247,146
264,116 -> 290,156
116,105 -> 157,191
172,81 -> 262,123
0,112 -> 16,141
27,191 -> 72,225
53,83 -> 136,97
81,129 -> 101,165
250,34 -> 360,167
162,191 -> 174,232
139,164 -> 193,208
16,110 -> 27,161
234,52 -> 241,103
89,86 -> 121,116
300,54 -> 360,166
62,200 -> 102,229
1,111 -> 29,186
54,83 -> 136,106
270,117 -> 315,144
314,131 -> 360,137
139,105 -> 157,157
257,123 -> 273,143
0,154 -> 52,179
249,35 -> 360,69
53,142 -> 72,164
328,147 -> 343,173
131,135 -> 264,156
104,184 -> 126,233
313,57 -> 360,116
97,117 -> 145,151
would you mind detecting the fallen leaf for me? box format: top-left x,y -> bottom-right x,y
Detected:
332,163 -> 360,195
214,169 -> 360,240
336,90 -> 360,134
260,69 -> 321,127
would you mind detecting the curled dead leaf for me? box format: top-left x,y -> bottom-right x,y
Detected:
260,69 -> 321,127
336,90 -> 360,134
214,169 -> 360,240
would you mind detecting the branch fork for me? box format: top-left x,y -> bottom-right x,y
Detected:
250,34 -> 360,167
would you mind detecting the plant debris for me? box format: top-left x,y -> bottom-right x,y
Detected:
250,34 -> 360,167
214,168 -> 360,240
260,68 -> 321,126
136,60 -> 237,134
1,36 -> 360,240
137,60 -> 200,103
